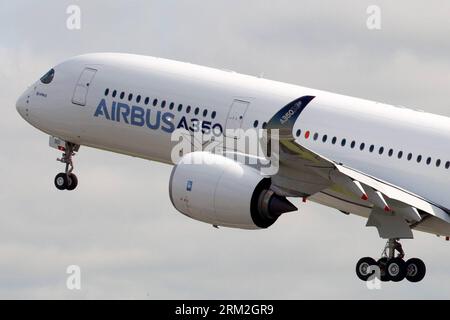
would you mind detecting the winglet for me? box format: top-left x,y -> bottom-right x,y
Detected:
267,96 -> 316,138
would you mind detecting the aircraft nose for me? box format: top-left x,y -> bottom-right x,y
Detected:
16,90 -> 30,119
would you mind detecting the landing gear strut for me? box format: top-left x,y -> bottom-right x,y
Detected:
355,239 -> 426,283
54,142 -> 79,191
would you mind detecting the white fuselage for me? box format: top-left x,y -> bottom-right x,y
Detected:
16,53 -> 450,214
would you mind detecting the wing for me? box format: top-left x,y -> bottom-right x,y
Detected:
266,96 -> 450,239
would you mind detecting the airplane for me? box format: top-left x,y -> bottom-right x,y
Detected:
16,53 -> 450,283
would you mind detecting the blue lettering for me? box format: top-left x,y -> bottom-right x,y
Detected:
94,99 -> 111,120
189,118 -> 200,132
145,109 -> 160,129
117,102 -> 130,124
93,100 -> 223,137
111,101 -> 116,121
161,112 -> 175,133
202,120 -> 212,134
177,116 -> 189,130
130,105 -> 145,127
212,123 -> 223,136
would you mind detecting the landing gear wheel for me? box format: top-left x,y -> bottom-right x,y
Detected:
405,258 -> 426,283
356,257 -> 377,281
377,257 -> 389,282
386,258 -> 406,282
358,239 -> 424,283
54,173 -> 68,190
66,173 -> 78,191
54,141 -> 80,191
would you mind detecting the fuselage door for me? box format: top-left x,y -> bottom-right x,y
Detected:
72,67 -> 97,106
225,99 -> 250,136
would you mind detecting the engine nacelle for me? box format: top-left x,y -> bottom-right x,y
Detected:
169,152 -> 297,229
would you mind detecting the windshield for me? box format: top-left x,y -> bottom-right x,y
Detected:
40,68 -> 55,84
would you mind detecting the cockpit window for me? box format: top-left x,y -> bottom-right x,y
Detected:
40,68 -> 55,84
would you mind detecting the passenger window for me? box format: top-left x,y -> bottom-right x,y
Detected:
388,149 -> 393,157
112,90 -> 117,98
254,120 -> 259,128
104,88 -> 109,96
398,151 -> 403,159
407,153 -> 412,161
379,147 -> 384,155
136,95 -> 141,103
145,97 -> 150,105
313,133 -> 319,141
369,145 -> 374,152
178,104 -> 183,112
446,161 -> 450,169
186,106 -> 191,113
322,135 -> 328,143
40,69 -> 55,84
341,138 -> 346,146
426,157 -> 432,165
296,129 -> 301,137
360,143 -> 365,151
436,159 -> 441,167
351,141 -> 356,148
332,137 -> 337,144
153,99 -> 158,106
169,102 -> 175,110
211,111 -> 217,119
417,155 -> 422,163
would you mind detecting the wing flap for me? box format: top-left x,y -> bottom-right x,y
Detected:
335,164 -> 450,224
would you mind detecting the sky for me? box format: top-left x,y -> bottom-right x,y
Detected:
1,0 -> 450,299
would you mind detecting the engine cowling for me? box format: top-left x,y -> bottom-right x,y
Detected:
169,152 -> 297,229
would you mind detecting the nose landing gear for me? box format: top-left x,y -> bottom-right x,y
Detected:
54,141 -> 79,191
356,239 -> 426,283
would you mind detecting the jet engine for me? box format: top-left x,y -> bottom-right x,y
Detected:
169,152 -> 297,229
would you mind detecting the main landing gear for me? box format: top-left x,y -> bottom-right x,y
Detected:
355,239 -> 426,283
54,142 -> 79,191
